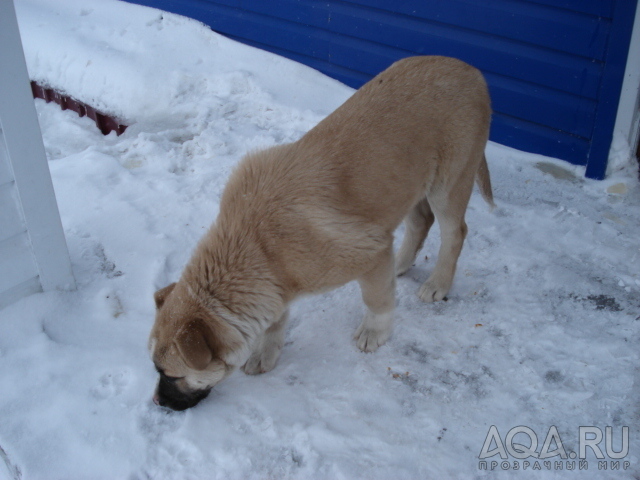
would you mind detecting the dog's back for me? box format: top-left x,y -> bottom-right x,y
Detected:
216,56 -> 491,297
307,55 -> 491,222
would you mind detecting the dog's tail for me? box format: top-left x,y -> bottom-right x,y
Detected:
476,154 -> 495,210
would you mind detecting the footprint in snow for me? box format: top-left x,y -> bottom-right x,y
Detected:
131,438 -> 204,480
91,369 -> 131,400
136,402 -> 185,439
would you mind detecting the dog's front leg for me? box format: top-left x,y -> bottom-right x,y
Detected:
242,309 -> 289,375
355,246 -> 395,353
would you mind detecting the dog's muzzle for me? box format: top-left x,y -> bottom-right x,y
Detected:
153,374 -> 211,411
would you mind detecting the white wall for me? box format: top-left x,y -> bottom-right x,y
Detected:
0,0 -> 74,309
611,2 -> 640,170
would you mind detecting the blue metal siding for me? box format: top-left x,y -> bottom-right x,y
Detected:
586,0 -> 638,179
125,0 -> 637,179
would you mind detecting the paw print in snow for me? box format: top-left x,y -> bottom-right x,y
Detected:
91,370 -> 131,400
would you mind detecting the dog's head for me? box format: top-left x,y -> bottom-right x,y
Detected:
149,282 -> 241,411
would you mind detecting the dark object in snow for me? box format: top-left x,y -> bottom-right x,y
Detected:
31,81 -> 128,136
569,293 -> 622,312
585,294 -> 622,312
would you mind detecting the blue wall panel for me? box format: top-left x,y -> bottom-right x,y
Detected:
125,0 -> 638,179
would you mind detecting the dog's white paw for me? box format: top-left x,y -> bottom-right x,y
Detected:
418,278 -> 450,302
242,344 -> 282,375
354,312 -> 392,353
355,326 -> 391,353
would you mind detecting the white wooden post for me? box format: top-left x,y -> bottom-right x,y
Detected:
0,0 -> 75,308
611,3 -> 640,163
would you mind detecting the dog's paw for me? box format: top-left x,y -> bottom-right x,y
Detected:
395,247 -> 418,277
354,324 -> 391,353
242,345 -> 282,375
418,279 -> 450,302
394,259 -> 413,277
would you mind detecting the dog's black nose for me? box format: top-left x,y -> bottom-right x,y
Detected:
154,376 -> 211,411
156,393 -> 208,411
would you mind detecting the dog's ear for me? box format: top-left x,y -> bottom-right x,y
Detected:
175,318 -> 214,370
154,283 -> 177,309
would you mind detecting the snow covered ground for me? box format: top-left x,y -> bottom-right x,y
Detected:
2,0 -> 639,478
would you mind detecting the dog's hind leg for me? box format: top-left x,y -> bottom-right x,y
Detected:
243,309 -> 289,375
395,197 -> 435,276
418,178 -> 473,302
355,246 -> 395,352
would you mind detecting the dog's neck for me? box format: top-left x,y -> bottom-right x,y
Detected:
180,223 -> 287,363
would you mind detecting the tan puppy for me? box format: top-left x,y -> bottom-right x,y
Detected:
149,56 -> 494,410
